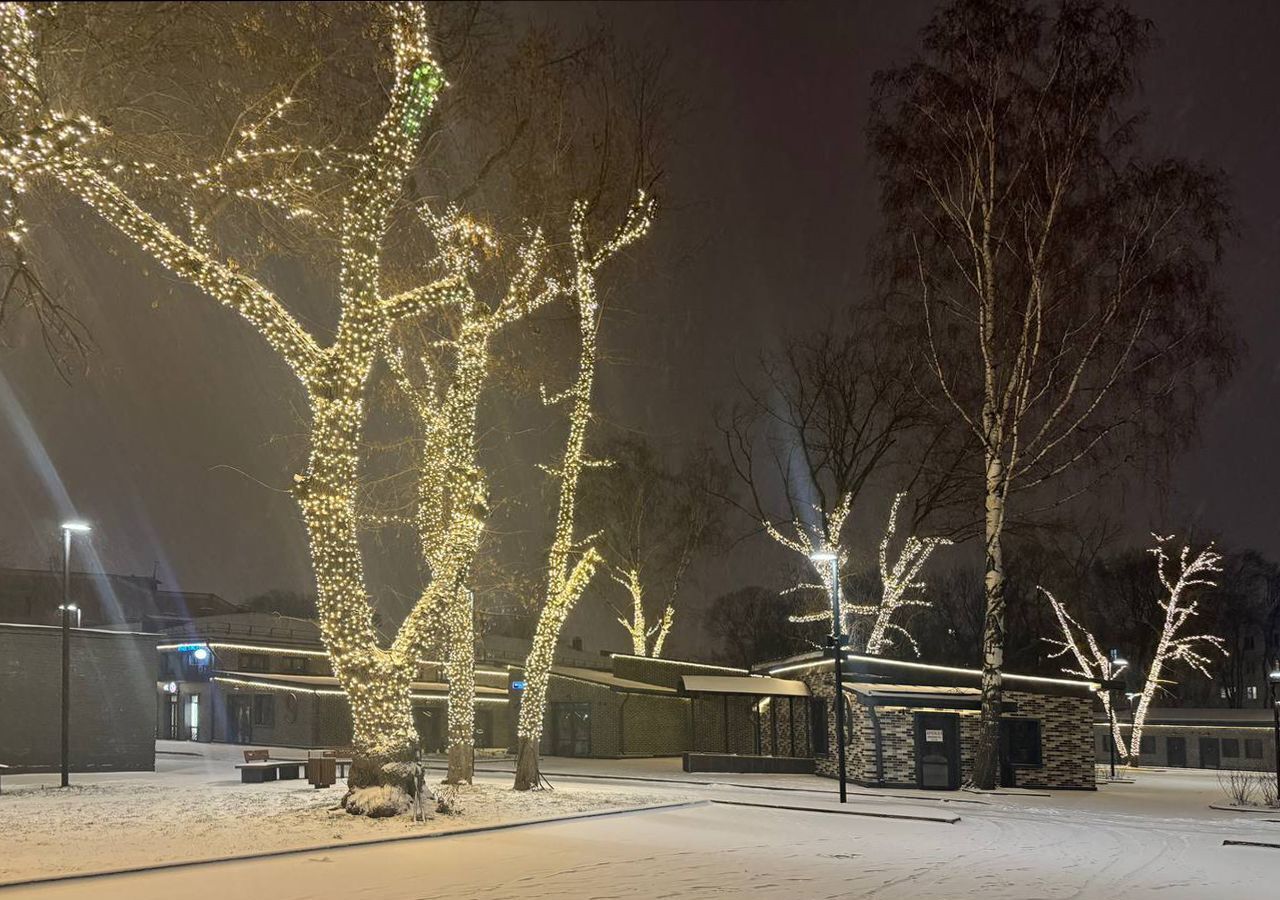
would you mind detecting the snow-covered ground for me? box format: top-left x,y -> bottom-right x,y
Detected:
4,749 -> 1280,897
0,743 -> 686,885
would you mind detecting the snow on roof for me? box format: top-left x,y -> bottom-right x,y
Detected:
551,665 -> 677,694
679,674 -> 810,697
212,670 -> 507,696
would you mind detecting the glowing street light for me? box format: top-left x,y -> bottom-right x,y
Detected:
1268,662 -> 1279,804
59,520 -> 91,788
810,546 -> 846,804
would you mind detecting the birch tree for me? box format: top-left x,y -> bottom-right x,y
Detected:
871,0 -> 1235,786
582,437 -> 722,658
784,491 -> 950,656
1043,532 -> 1224,763
513,195 -> 654,791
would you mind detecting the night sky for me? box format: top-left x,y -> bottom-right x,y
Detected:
2,1 -> 1278,651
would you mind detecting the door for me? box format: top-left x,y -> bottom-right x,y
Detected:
550,703 -> 591,756
227,695 -> 253,744
164,694 -> 179,740
1167,736 -> 1187,767
915,712 -> 960,790
185,694 -> 201,741
1199,737 -> 1220,769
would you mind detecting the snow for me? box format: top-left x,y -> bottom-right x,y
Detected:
0,745 -> 687,885
5,750 -> 1280,897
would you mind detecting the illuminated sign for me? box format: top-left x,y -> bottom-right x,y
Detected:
510,681 -> 526,691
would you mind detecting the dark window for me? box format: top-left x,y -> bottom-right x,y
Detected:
285,656 -> 308,674
239,653 -> 269,672
1243,635 -> 1256,651
1246,738 -> 1264,759
570,637 -> 584,652
1000,718 -> 1042,768
548,702 -> 590,756
1140,736 -> 1155,754
252,694 -> 274,727
811,697 -> 830,756
1222,738 -> 1240,758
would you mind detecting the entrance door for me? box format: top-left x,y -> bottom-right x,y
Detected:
185,694 -> 200,741
1167,736 -> 1187,767
164,694 -> 179,740
1199,737 -> 1220,769
227,695 -> 253,744
915,712 -> 960,790
550,702 -> 591,756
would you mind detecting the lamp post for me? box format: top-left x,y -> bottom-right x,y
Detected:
1107,650 -> 1128,780
810,548 -> 846,804
59,521 -> 91,788
1268,661 -> 1279,804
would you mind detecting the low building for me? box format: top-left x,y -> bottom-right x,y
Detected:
1094,708 -> 1278,769
757,651 -> 1099,790
537,653 -> 811,761
0,565 -> 238,630
157,613 -> 511,750
0,622 -> 158,773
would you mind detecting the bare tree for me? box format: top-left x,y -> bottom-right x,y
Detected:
1043,532 -> 1224,763
582,436 -> 723,657
871,0 -> 1236,786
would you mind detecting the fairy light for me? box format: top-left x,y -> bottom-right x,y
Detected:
779,491 -> 948,656
515,193 -> 654,789
0,1 -> 481,766
1042,587 -> 1130,758
1126,533 -> 1224,760
611,566 -> 675,658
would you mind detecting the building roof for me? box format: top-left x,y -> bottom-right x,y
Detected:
550,665 -> 678,694
209,669 -> 508,698
679,674 -> 810,698
1105,707 -> 1276,727
756,650 -> 1101,698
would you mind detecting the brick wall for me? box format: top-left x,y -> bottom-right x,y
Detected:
1094,723 -> 1278,769
800,669 -> 1095,790
0,624 -> 157,772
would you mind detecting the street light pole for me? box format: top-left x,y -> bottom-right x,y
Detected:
1107,650 -> 1128,781
811,549 -> 846,804
1269,661 -> 1279,804
58,521 -> 91,788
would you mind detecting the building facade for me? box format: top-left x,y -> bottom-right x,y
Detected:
0,623 -> 158,773
761,652 -> 1098,791
1094,708 -> 1278,770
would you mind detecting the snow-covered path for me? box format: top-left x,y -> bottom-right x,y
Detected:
5,785 -> 1277,899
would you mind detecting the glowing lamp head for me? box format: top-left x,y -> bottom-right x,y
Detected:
1112,657 -> 1128,669
1269,667 -> 1280,683
191,646 -> 211,663
809,549 -> 838,564
60,521 -> 92,534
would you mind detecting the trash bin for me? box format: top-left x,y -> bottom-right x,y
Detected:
307,755 -> 337,789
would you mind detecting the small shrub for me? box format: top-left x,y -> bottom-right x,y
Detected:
1218,769 -> 1256,807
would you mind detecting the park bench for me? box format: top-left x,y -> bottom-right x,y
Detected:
234,748 -> 306,784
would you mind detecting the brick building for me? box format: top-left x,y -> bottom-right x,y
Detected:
0,622 -> 158,773
759,651 -> 1098,790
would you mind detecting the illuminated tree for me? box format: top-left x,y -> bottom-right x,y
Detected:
783,491 -> 950,655
582,437 -> 722,658
872,0 -> 1235,787
513,194 -> 654,791
1043,533 -> 1224,763
0,1 -> 466,794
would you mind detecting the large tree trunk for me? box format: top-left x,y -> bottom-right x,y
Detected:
972,452 -> 1006,790
296,391 -> 419,792
514,735 -> 540,791
444,590 -> 476,784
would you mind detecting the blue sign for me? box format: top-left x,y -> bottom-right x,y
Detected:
510,681 -> 526,691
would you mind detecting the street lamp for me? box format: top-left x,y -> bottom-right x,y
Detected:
1106,650 -> 1128,779
59,520 -> 91,788
810,547 -> 846,804
1268,661 -> 1279,804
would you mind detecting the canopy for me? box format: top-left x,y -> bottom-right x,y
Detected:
679,674 -> 810,698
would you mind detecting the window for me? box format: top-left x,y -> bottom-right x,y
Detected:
811,697 -> 830,756
1246,738 -> 1264,759
1000,718 -> 1042,768
1219,686 -> 1228,699
1246,685 -> 1259,701
285,656 -> 308,674
252,694 -> 274,728
1139,736 -> 1155,754
1222,738 -> 1240,758
239,653 -> 269,673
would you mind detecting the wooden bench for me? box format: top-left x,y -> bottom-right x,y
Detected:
235,749 -> 306,784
